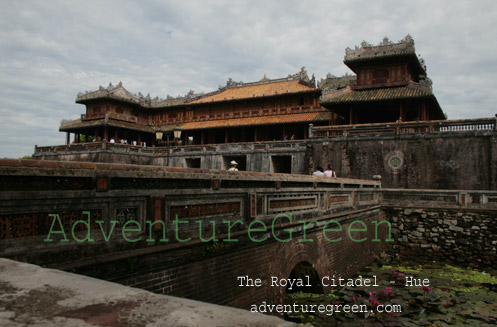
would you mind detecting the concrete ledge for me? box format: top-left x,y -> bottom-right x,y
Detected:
0,158 -> 378,186
0,258 -> 295,327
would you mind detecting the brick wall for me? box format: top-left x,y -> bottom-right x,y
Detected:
117,209 -> 387,309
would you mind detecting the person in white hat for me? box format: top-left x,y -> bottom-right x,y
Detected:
228,160 -> 239,172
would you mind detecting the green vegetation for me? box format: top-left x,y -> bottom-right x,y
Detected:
285,255 -> 497,326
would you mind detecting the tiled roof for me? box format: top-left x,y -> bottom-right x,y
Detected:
344,35 -> 416,63
181,111 -> 330,130
190,80 -> 317,104
344,44 -> 415,63
59,118 -> 153,133
343,36 -> 427,76
321,85 -> 433,103
318,75 -> 356,91
76,83 -> 191,108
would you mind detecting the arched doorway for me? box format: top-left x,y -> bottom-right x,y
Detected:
286,261 -> 323,294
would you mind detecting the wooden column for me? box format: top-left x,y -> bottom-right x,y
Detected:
137,134 -> 141,146
114,130 -> 118,142
201,131 -> 205,145
74,133 -> 79,143
66,132 -> 70,145
225,130 -> 229,143
349,106 -> 354,124
420,101 -> 427,121
254,128 -> 258,142
399,102 -> 404,121
94,129 -> 98,142
330,107 -> 335,125
103,127 -> 108,141
424,101 -> 429,121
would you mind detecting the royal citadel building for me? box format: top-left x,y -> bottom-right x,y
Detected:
34,35 -> 496,190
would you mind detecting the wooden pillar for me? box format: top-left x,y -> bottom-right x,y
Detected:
225,129 -> 229,143
349,106 -> 354,124
137,134 -> 141,146
201,131 -> 205,145
424,101 -> 429,121
74,133 -> 79,143
66,132 -> 70,145
330,107 -> 335,125
103,127 -> 108,141
254,128 -> 258,142
399,102 -> 404,121
94,129 -> 98,142
114,130 -> 118,142
420,101 -> 427,121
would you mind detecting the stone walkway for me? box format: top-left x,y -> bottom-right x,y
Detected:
0,258 -> 295,327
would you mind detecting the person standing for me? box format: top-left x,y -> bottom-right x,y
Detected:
324,164 -> 336,178
228,160 -> 239,172
312,166 -> 325,177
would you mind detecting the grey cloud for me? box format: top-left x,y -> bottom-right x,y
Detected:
1,0 -> 496,158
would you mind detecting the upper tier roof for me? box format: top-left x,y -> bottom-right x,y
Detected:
190,80 -> 316,104
190,67 -> 317,104
75,68 -> 317,109
76,82 -> 193,108
344,35 -> 427,76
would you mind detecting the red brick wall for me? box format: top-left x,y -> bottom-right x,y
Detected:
120,211 -> 387,309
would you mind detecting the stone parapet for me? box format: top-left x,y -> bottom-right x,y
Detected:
311,117 -> 497,138
381,188 -> 497,267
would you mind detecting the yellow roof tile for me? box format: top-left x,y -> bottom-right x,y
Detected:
190,80 -> 316,104
181,111 -> 329,130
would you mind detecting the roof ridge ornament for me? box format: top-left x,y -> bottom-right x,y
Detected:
345,34 -> 417,60
318,73 -> 356,90
379,36 -> 393,46
226,77 -> 243,88
76,82 -> 201,107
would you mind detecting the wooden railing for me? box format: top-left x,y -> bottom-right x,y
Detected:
311,117 -> 497,138
34,142 -> 162,155
34,139 -> 308,156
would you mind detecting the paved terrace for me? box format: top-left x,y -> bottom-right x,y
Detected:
0,258 -> 295,327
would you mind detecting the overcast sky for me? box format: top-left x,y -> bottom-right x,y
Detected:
1,0 -> 496,158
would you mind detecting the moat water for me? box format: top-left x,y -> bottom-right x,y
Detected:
284,256 -> 497,326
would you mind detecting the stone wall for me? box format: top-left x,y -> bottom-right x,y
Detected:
0,159 -> 385,310
35,128 -> 497,190
381,189 -> 497,267
307,131 -> 497,190
34,140 -> 308,174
